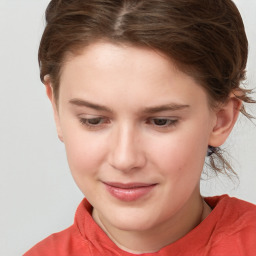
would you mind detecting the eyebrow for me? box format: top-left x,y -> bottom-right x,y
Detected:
69,98 -> 190,114
69,98 -> 113,113
142,104 -> 190,114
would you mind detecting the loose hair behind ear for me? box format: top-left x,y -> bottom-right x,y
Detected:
39,0 -> 255,175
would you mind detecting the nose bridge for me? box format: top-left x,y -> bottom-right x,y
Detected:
108,122 -> 145,172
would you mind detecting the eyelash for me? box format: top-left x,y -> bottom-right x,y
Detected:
146,118 -> 178,128
79,117 -> 178,130
79,117 -> 109,129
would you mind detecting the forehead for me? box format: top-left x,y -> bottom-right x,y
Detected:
63,41 -> 174,77
59,42 -> 209,110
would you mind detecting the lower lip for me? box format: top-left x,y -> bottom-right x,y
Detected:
104,183 -> 156,202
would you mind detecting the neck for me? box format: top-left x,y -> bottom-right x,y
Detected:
93,192 -> 212,254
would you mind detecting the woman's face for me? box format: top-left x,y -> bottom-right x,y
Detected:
52,42 -> 217,233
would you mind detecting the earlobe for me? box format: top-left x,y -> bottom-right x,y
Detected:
44,75 -> 64,142
208,95 -> 242,147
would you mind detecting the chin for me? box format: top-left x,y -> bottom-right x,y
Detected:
107,209 -> 160,232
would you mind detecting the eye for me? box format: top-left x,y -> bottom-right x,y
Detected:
147,118 -> 178,127
79,116 -> 109,129
83,117 -> 103,125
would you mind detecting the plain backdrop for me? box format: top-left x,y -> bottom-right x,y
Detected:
0,1 -> 255,255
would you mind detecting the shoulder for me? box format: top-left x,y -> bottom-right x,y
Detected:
205,195 -> 256,256
23,198 -> 94,256
206,195 -> 256,229
23,225 -> 91,256
206,194 -> 256,217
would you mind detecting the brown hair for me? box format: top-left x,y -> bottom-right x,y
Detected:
39,0 -> 255,175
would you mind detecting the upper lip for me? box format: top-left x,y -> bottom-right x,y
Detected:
103,182 -> 156,189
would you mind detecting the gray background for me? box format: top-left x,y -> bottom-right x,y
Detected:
0,1 -> 255,255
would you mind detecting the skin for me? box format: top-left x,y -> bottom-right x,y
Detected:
45,42 -> 241,254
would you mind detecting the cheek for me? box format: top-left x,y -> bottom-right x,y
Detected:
149,127 -> 208,178
62,128 -> 107,177
62,132 -> 107,198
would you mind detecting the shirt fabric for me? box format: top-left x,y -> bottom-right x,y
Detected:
24,195 -> 256,256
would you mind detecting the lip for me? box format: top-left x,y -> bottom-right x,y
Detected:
103,182 -> 157,202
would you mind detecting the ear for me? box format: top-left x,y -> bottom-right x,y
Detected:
44,75 -> 64,142
208,95 -> 242,147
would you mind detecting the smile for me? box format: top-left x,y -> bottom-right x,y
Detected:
103,182 -> 157,202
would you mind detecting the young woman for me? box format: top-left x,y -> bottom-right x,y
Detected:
24,0 -> 256,255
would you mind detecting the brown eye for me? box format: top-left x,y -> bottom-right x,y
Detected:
152,118 -> 169,126
150,118 -> 177,127
87,118 -> 102,125
79,117 -> 106,127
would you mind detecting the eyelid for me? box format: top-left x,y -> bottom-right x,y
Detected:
79,115 -> 110,130
146,117 -> 179,128
147,116 -> 179,121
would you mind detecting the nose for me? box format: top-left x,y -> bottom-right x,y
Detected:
108,124 -> 146,173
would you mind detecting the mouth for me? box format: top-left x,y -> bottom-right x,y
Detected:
103,182 -> 157,202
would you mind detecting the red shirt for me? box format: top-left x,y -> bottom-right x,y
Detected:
24,195 -> 256,256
